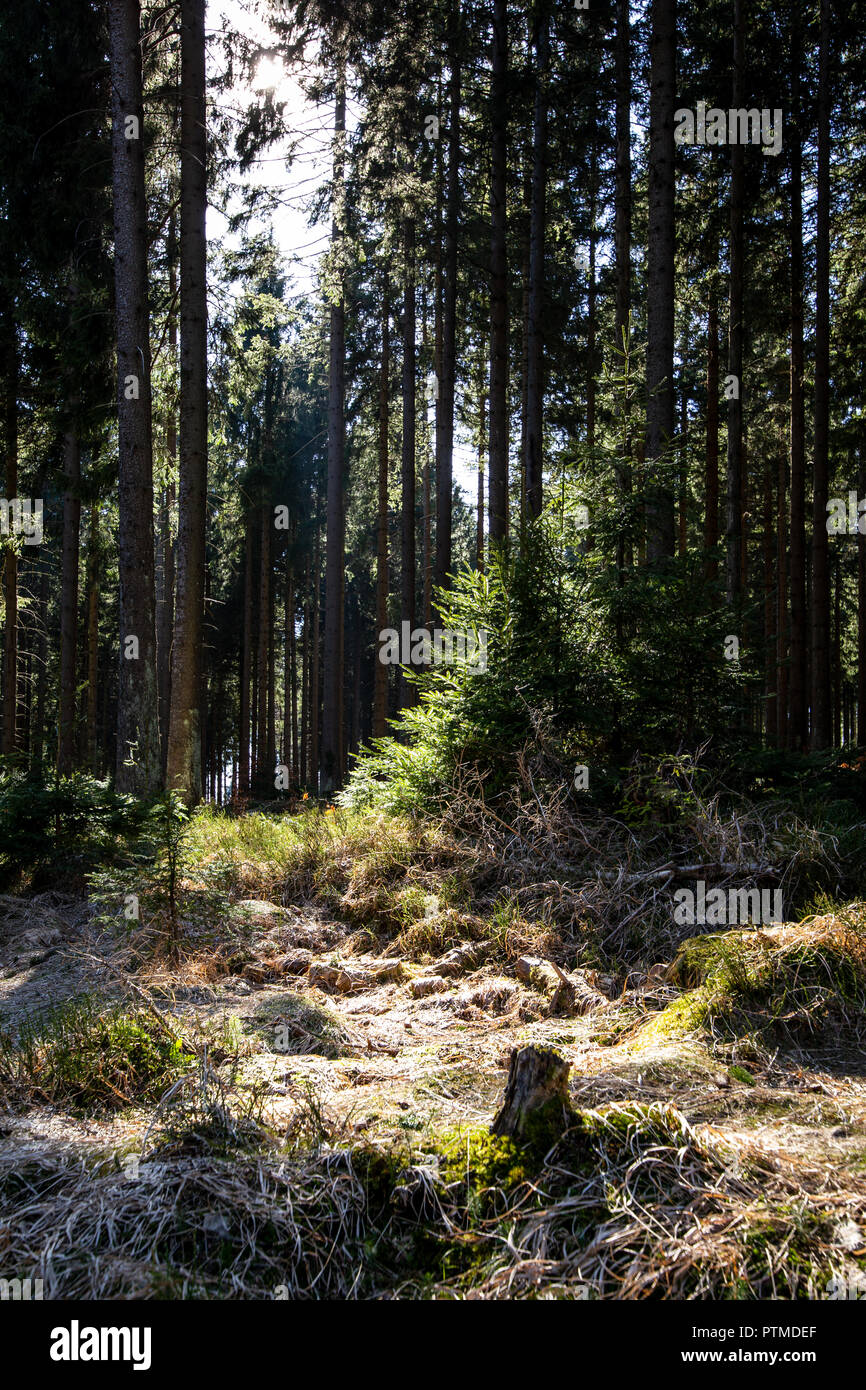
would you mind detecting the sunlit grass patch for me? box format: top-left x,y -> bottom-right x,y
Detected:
0,994 -> 191,1113
249,990 -> 354,1058
637,911 -> 866,1049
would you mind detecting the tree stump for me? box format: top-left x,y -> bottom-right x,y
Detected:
490,1045 -> 571,1142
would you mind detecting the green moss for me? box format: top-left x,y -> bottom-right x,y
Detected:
728,1064 -> 757,1085
0,994 -> 191,1113
634,988 -> 711,1042
642,921 -> 866,1049
437,1128 -> 532,1190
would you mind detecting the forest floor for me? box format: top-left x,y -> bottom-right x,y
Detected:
2,807 -> 866,1299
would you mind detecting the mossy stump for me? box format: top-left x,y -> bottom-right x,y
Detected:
490,1045 -> 571,1143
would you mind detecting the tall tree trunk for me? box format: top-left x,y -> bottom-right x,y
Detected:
2,325 -> 18,756
519,165 -> 530,544
788,15 -> 807,751
86,502 -> 100,773
57,421 -> 81,775
322,74 -> 346,791
524,0 -> 548,520
678,348 -> 688,555
373,279 -> 390,739
287,542 -> 297,772
833,550 -> 842,748
297,558 -> 306,784
310,525 -> 320,792
614,0 -> 632,578
726,0 -> 745,606
254,498 -> 271,794
30,565 -> 48,778
267,546 -> 276,783
108,0 -> 160,795
400,216 -> 416,709
488,0 -> 509,548
740,431 -> 749,590
477,345 -> 487,570
763,451 -> 776,743
614,0 -> 631,355
435,5 -> 460,611
290,542 -> 298,781
301,552 -> 310,786
645,0 -> 676,561
158,224 -> 177,772
777,449 -> 788,749
810,0 -> 832,749
239,506 -> 253,795
158,475 -> 175,773
587,138 -> 598,454
859,449 -> 866,744
166,0 -> 208,802
704,276 -> 719,579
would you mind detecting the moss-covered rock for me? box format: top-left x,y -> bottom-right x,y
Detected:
638,919 -> 866,1048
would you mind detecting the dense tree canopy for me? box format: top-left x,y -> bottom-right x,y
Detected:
1,0 -> 864,803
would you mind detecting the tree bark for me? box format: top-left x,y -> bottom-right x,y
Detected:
57,422 -> 81,775
108,0 -> 161,795
704,275 -> 719,579
477,345 -> 487,570
239,505 -> 253,794
158,222 -> 177,773
2,323 -> 18,756
678,344 -> 688,555
31,565 -> 48,778
859,449 -> 866,744
254,497 -> 271,794
287,536 -> 297,778
810,0 -> 832,749
587,137 -> 598,455
788,15 -> 807,752
267,541 -> 276,782
86,502 -> 100,773
301,552 -> 310,786
777,448 -> 789,749
310,525 -> 320,793
166,0 -> 208,802
763,451 -> 776,743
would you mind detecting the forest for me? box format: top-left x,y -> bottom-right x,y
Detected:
2,0 -> 866,1322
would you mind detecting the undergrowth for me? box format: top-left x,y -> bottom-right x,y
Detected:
0,993 -> 191,1113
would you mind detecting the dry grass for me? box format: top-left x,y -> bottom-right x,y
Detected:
4,1087 -> 864,1301
3,802 -> 866,1301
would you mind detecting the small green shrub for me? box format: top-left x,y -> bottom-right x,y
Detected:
0,994 -> 191,1113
